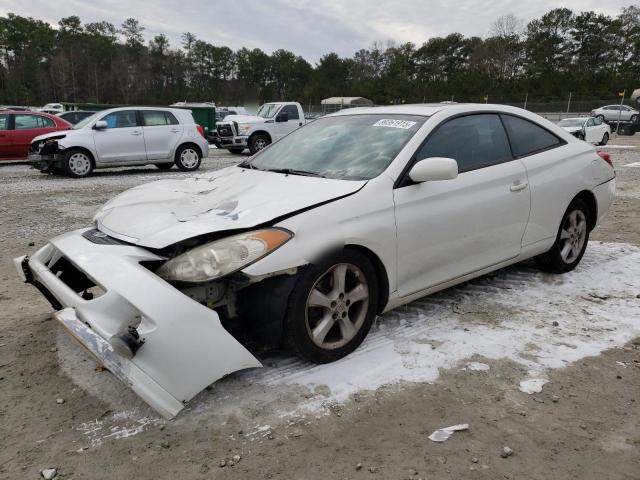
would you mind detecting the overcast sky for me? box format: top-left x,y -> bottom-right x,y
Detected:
0,0 -> 633,61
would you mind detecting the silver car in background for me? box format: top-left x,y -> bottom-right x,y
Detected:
591,104 -> 639,123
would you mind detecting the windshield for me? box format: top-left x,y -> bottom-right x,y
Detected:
243,114 -> 426,180
73,111 -> 102,129
256,104 -> 280,119
558,118 -> 585,128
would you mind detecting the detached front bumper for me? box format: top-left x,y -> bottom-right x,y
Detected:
27,152 -> 61,171
15,229 -> 261,418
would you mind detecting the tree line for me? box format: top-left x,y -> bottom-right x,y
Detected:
0,6 -> 639,107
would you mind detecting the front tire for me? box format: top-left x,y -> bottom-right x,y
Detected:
249,133 -> 270,155
535,198 -> 591,274
62,149 -> 94,178
631,114 -> 638,124
599,133 -> 609,145
175,145 -> 202,171
284,250 -> 379,364
596,115 -> 605,122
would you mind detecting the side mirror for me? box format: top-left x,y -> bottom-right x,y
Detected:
93,120 -> 108,130
409,157 -> 458,183
276,112 -> 289,123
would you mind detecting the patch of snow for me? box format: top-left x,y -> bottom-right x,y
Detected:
248,242 -> 640,413
75,410 -> 159,447
604,145 -> 636,149
519,378 -> 548,394
465,362 -> 491,371
622,161 -> 640,167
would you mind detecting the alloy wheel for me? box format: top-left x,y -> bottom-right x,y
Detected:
305,263 -> 370,350
559,209 -> 587,264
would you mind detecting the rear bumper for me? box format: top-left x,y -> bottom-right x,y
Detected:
593,177 -> 616,225
15,229 -> 261,418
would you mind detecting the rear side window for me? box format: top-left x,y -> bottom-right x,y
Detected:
0,114 -> 9,130
501,114 -> 562,157
416,114 -> 512,173
14,114 -> 55,129
142,110 -> 179,126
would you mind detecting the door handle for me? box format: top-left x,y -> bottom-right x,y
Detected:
510,181 -> 528,192
170,129 -> 181,133
130,131 -> 142,136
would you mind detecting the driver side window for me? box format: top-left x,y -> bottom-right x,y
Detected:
281,105 -> 299,120
416,114 -> 512,173
101,110 -> 139,129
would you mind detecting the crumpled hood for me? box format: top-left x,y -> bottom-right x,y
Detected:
94,166 -> 366,249
32,130 -> 70,143
219,114 -> 266,125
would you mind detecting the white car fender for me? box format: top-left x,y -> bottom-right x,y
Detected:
242,175 -> 398,299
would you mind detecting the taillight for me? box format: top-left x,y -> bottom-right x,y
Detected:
597,150 -> 613,168
196,125 -> 205,137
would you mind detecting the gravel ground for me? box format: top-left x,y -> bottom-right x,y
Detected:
1,142 -> 639,479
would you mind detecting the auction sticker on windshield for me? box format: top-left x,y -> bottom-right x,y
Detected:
373,119 -> 417,129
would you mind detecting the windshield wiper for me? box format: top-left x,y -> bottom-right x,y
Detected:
264,168 -> 327,178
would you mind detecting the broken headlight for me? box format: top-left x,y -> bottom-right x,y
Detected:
156,228 -> 292,283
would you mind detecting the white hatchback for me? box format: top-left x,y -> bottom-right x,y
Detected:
16,103 -> 615,417
28,107 -> 209,178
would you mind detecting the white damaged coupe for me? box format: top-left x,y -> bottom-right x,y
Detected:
15,104 -> 616,418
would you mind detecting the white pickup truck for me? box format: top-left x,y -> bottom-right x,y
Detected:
215,102 -> 306,154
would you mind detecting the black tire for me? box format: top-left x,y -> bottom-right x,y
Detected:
62,148 -> 94,178
631,114 -> 638,124
249,133 -> 271,155
175,144 -> 202,171
535,198 -> 591,274
227,148 -> 245,154
284,249 -> 379,364
155,163 -> 173,170
596,115 -> 605,122
576,133 -> 585,141
600,132 -> 609,145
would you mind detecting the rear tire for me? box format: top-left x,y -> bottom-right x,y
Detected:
62,149 -> 94,178
249,133 -> 270,155
534,198 -> 590,274
155,163 -> 173,170
175,145 -> 202,171
227,148 -> 245,154
284,249 -> 379,364
599,133 -> 609,145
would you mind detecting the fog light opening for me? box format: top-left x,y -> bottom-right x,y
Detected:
109,327 -> 144,359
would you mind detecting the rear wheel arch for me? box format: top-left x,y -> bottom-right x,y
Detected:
574,190 -> 597,231
176,142 -> 202,158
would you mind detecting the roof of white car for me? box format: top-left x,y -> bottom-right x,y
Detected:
327,103 -> 466,117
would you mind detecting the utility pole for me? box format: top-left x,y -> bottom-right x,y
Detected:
566,92 -> 572,113
523,92 -> 528,110
616,89 -> 626,136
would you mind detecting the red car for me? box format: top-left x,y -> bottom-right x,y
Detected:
0,111 -> 71,161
